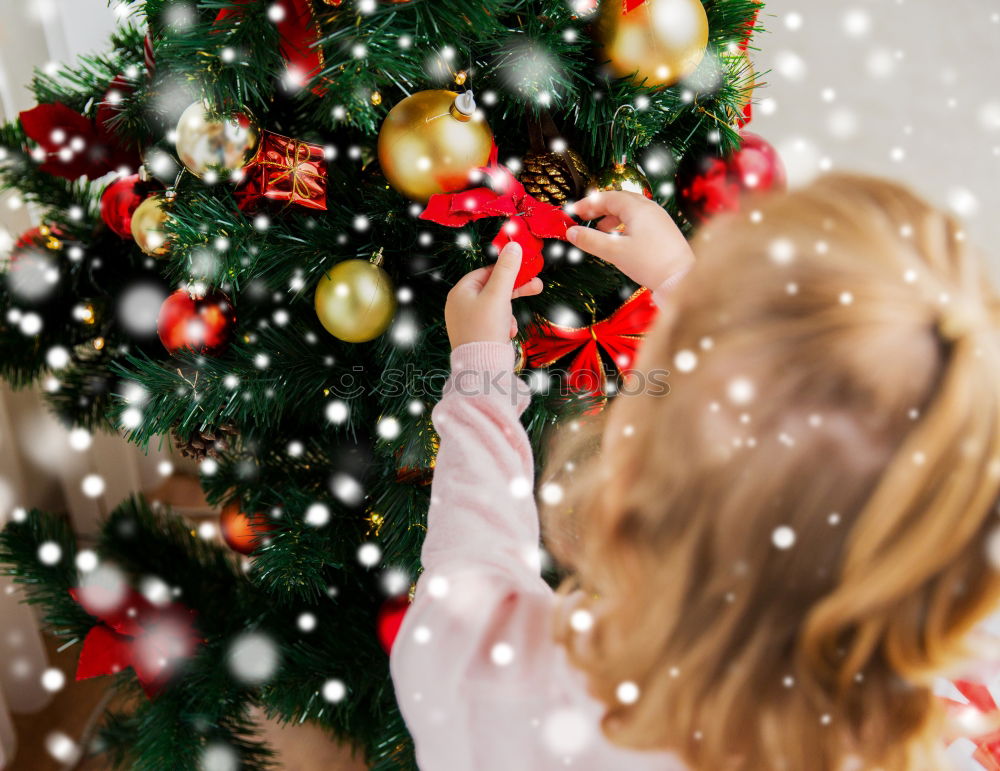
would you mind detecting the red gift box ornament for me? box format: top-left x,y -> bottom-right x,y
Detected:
420,144 -> 576,289
523,287 -> 659,396
237,131 -> 327,211
69,585 -> 202,699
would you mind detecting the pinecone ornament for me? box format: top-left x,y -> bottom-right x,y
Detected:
519,149 -> 592,205
172,423 -> 238,461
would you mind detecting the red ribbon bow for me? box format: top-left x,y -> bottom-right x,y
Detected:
944,680 -> 1000,769
70,586 -> 202,699
216,0 -> 325,95
523,288 -> 658,395
420,145 -> 576,288
19,77 -> 139,180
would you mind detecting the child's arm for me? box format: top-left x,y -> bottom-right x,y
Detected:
390,243 -> 553,764
419,241 -> 544,580
390,243 -> 686,770
568,190 -> 694,302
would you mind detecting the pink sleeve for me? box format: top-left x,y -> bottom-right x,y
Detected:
389,342 -> 685,771
651,265 -> 689,308
416,341 -> 544,583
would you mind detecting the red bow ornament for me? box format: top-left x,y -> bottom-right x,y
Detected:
19,83 -> 139,180
70,585 -> 202,699
420,146 -> 576,288
523,288 -> 658,395
216,0 -> 325,94
943,679 -> 1000,770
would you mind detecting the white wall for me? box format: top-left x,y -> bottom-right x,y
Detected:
750,0 -> 1000,278
0,0 -> 119,114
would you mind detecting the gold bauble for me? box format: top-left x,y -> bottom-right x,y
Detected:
377,90 -> 493,202
174,101 -> 260,178
513,339 -> 526,374
599,0 -> 709,88
589,162 -> 654,199
130,194 -> 170,256
314,259 -> 396,343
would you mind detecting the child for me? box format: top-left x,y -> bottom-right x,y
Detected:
391,174 -> 1000,771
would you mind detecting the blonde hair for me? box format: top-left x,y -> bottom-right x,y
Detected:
542,175 -> 1000,770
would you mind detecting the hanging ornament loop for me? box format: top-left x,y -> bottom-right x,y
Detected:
609,103 -> 637,165
450,90 -> 477,122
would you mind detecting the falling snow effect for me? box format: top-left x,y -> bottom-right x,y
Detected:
40,667 -> 66,693
199,742 -> 239,771
78,563 -> 128,613
322,678 -> 347,703
37,541 -> 62,565
357,542 -> 382,568
772,526 -> 796,550
45,731 -> 80,764
226,632 -> 280,685
304,502 -> 330,527
542,708 -> 592,757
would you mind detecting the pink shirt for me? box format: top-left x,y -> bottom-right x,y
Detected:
390,281 -> 687,771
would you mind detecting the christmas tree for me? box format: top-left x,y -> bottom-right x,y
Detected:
0,1 -> 773,768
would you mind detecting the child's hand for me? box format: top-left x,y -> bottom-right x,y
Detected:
445,242 -> 544,349
567,191 -> 695,289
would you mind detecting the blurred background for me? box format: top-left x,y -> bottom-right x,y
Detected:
1,0 -> 998,768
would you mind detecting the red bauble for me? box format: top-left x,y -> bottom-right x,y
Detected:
157,289 -> 236,355
219,501 -> 275,555
675,132 -> 785,225
100,175 -> 147,238
376,596 -> 410,654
